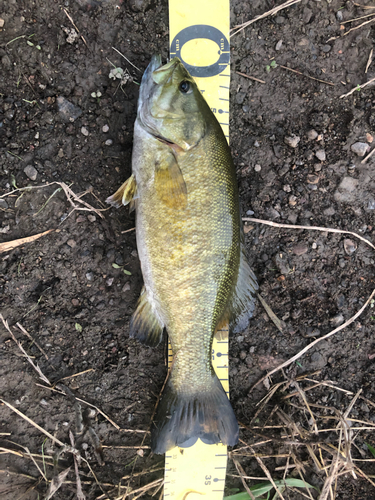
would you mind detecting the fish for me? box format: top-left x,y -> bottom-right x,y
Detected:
107,56 -> 258,454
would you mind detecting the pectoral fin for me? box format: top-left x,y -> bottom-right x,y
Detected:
106,174 -> 137,208
130,287 -> 164,347
154,154 -> 187,209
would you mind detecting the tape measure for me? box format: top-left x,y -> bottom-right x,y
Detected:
165,2 -> 231,498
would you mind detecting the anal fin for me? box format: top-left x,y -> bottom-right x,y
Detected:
130,287 -> 164,347
106,174 -> 137,208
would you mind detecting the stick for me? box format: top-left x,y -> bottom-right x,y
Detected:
242,217 -> 375,251
0,229 -> 54,254
231,0 -> 302,37
340,76 -> 375,98
236,71 -> 265,84
250,289 -> 375,391
278,64 -> 335,86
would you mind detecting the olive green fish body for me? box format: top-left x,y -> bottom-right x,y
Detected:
108,56 -> 258,453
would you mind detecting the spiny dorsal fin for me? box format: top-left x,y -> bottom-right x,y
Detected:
106,174 -> 137,208
154,153 -> 187,209
130,287 -> 164,347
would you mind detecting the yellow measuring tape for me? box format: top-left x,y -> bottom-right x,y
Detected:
165,1 -> 230,498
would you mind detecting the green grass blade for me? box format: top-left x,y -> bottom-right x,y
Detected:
366,442 -> 375,458
224,478 -> 317,500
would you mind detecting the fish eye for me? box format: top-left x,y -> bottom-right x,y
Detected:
179,80 -> 191,94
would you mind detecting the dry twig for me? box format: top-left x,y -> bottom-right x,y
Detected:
0,229 -> 54,254
231,0 -> 302,37
278,64 -> 335,86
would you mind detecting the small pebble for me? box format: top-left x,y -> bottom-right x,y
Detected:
254,164 -> 261,172
366,132 -> 373,143
312,242 -> 317,249
275,40 -> 283,51
330,313 -> 344,326
0,199 -> 8,209
81,126 -> 89,136
315,149 -> 326,161
307,129 -> 318,141
67,239 -> 76,248
307,174 -> 319,184
72,298 -> 80,306
254,140 -> 260,147
106,277 -> 114,286
246,209 -> 254,215
24,165 -> 38,181
87,215 -> 96,222
289,194 -> 297,206
102,124 -> 109,133
284,134 -> 300,148
283,184 -> 291,192
336,10 -> 343,22
105,139 -> 113,146
351,142 -> 369,156
343,238 -> 357,254
86,272 -> 94,281
122,282 -> 131,292
322,44 -> 332,53
292,242 -> 308,255
0,18 -> 4,28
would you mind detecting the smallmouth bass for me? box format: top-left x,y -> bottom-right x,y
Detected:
107,56 -> 258,454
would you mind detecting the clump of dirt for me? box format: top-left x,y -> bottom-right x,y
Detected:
1,1 -> 375,499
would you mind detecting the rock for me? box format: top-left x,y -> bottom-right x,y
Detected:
307,129 -> 318,140
284,134 -> 300,148
81,126 -> 89,136
334,176 -> 359,203
289,194 -> 297,206
122,282 -> 131,292
235,92 -> 246,104
275,252 -> 291,275
343,238 -> 357,254
86,272 -> 94,281
24,165 -> 38,181
330,313 -> 344,326
67,239 -> 77,248
351,142 -> 369,156
323,206 -> 335,216
275,40 -> 283,51
307,174 -> 319,184
105,139 -> 113,146
336,10 -> 343,21
292,242 -> 308,255
0,199 -> 8,209
310,352 -> 326,369
275,16 -> 285,24
322,44 -> 331,53
246,209 -> 254,215
57,96 -> 82,122
0,18 -> 4,28
254,164 -> 261,172
366,132 -> 373,143
102,124 -> 109,133
315,149 -> 326,161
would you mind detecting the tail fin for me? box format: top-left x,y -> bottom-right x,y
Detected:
151,374 -> 239,454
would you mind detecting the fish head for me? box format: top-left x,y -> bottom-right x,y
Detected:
138,56 -> 208,151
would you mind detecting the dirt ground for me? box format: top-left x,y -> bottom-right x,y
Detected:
1,0 -> 375,499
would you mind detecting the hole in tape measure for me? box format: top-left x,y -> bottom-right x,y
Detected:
181,38 -> 220,69
170,24 -> 230,78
